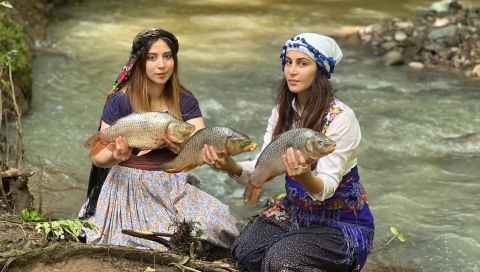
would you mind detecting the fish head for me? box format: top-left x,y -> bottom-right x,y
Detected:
304,134 -> 336,161
225,134 -> 257,156
167,121 -> 196,143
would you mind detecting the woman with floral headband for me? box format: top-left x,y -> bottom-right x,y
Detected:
78,28 -> 238,250
202,33 -> 375,271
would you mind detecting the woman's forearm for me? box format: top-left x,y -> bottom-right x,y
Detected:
297,173 -> 325,195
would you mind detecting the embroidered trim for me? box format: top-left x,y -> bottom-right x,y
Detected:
321,100 -> 343,134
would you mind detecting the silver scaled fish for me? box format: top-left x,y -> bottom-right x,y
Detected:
159,126 -> 257,173
85,112 -> 195,156
244,128 -> 336,206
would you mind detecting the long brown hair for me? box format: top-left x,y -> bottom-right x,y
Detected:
126,37 -> 185,119
272,66 -> 335,139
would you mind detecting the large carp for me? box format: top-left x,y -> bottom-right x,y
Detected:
244,128 -> 336,206
159,126 -> 257,173
85,112 -> 195,156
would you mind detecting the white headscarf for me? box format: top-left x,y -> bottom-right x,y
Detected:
280,33 -> 343,78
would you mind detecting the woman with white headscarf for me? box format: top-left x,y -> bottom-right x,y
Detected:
203,33 -> 375,271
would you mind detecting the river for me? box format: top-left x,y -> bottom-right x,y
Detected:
21,0 -> 480,271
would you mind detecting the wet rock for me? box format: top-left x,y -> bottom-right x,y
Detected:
430,0 -> 462,14
408,61 -> 425,69
338,0 -> 480,78
394,31 -> 408,41
428,25 -> 457,41
382,50 -> 405,66
471,64 -> 480,77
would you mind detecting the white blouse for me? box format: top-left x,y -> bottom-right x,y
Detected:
232,98 -> 361,201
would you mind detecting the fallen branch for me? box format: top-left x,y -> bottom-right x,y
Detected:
121,229 -> 172,249
1,169 -> 35,179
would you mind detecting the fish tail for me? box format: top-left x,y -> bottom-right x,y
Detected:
159,162 -> 182,173
243,181 -> 263,206
84,132 -> 108,156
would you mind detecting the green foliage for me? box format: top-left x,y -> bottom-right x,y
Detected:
35,219 -> 94,241
21,208 -> 44,222
240,139 -> 252,148
20,208 -> 94,242
390,226 -> 405,242
384,226 -> 406,247
0,13 -> 30,73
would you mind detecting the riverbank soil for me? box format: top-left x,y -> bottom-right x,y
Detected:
0,212 -> 239,272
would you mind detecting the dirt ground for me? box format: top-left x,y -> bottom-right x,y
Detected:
8,256 -> 178,272
0,211 -> 239,272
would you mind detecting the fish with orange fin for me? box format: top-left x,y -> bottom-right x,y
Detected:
159,126 -> 257,173
84,112 -> 195,156
243,128 -> 336,206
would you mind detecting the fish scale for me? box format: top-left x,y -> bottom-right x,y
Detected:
245,128 -> 336,206
101,114 -> 168,148
160,126 -> 257,173
85,112 -> 195,156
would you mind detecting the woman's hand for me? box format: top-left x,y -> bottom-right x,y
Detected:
202,144 -> 227,169
164,134 -> 182,154
111,135 -> 133,162
283,147 -> 310,178
202,144 -> 241,175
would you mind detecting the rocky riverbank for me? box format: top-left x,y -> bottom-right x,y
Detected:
334,0 -> 480,78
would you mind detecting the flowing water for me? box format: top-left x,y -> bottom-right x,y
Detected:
20,0 -> 480,271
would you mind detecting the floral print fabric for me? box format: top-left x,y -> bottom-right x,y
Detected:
79,165 -> 238,250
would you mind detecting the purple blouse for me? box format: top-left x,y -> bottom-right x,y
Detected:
100,90 -> 202,170
102,90 -> 202,124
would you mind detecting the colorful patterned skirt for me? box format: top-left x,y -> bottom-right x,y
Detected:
78,165 -> 239,250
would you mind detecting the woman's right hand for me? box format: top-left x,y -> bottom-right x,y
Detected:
163,134 -> 182,154
111,135 -> 133,162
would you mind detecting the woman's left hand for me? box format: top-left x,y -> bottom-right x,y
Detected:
283,147 -> 310,178
202,144 -> 241,174
202,144 -> 227,170
164,135 -> 182,154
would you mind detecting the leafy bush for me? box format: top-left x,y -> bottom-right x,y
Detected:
35,219 -> 94,241
22,208 -> 95,242
21,208 -> 44,222
0,13 -> 30,72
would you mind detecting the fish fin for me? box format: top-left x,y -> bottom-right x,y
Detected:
159,162 -> 183,173
137,149 -> 152,156
85,132 -> 110,156
84,132 -> 101,149
90,141 -> 109,157
243,182 -> 263,206
181,164 -> 197,172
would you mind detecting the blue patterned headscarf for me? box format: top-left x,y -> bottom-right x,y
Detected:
107,28 -> 178,98
280,33 -> 343,79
